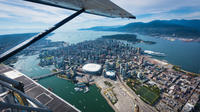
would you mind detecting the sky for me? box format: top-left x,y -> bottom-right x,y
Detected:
0,0 -> 200,34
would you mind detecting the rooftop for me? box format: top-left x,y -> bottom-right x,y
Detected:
82,63 -> 101,72
106,71 -> 116,77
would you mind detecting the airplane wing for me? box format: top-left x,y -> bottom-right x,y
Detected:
24,0 -> 136,19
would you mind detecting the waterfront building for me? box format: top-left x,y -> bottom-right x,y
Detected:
66,72 -> 72,79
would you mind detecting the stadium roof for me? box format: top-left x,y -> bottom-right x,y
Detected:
82,63 -> 101,72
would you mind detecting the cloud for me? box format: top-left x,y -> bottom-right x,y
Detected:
0,0 -> 200,34
0,12 -> 12,18
0,0 -> 73,24
184,12 -> 200,19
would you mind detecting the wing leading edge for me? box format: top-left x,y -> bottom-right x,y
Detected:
24,0 -> 136,19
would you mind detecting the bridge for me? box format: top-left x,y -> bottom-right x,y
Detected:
31,71 -> 63,80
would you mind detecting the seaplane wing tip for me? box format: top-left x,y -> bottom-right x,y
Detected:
24,0 -> 135,19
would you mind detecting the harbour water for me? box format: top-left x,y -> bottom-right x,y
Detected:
12,30 -> 200,112
38,76 -> 113,112
13,55 -> 114,112
134,33 -> 200,74
13,55 -> 53,77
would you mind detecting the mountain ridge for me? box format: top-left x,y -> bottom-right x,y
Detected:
80,19 -> 200,40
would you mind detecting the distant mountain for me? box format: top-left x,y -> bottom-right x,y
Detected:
81,19 -> 200,39
165,19 -> 200,31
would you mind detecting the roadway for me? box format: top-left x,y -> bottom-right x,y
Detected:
31,71 -> 62,80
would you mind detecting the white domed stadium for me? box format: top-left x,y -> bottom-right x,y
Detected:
82,63 -> 102,75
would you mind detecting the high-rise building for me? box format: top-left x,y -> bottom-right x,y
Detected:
116,60 -> 120,69
120,64 -> 123,74
137,47 -> 141,55
105,61 -> 109,71
125,63 -> 129,71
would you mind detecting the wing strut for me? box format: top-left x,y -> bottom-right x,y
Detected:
0,9 -> 85,63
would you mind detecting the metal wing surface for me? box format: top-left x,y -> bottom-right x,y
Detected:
25,0 -> 136,19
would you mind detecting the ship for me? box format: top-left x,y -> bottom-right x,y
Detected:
84,87 -> 89,93
74,87 -> 83,92
144,50 -> 166,57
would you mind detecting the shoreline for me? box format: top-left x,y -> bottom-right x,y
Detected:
162,37 -> 200,43
145,55 -> 200,76
95,83 -> 119,112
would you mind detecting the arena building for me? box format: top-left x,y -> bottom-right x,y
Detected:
82,63 -> 102,75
